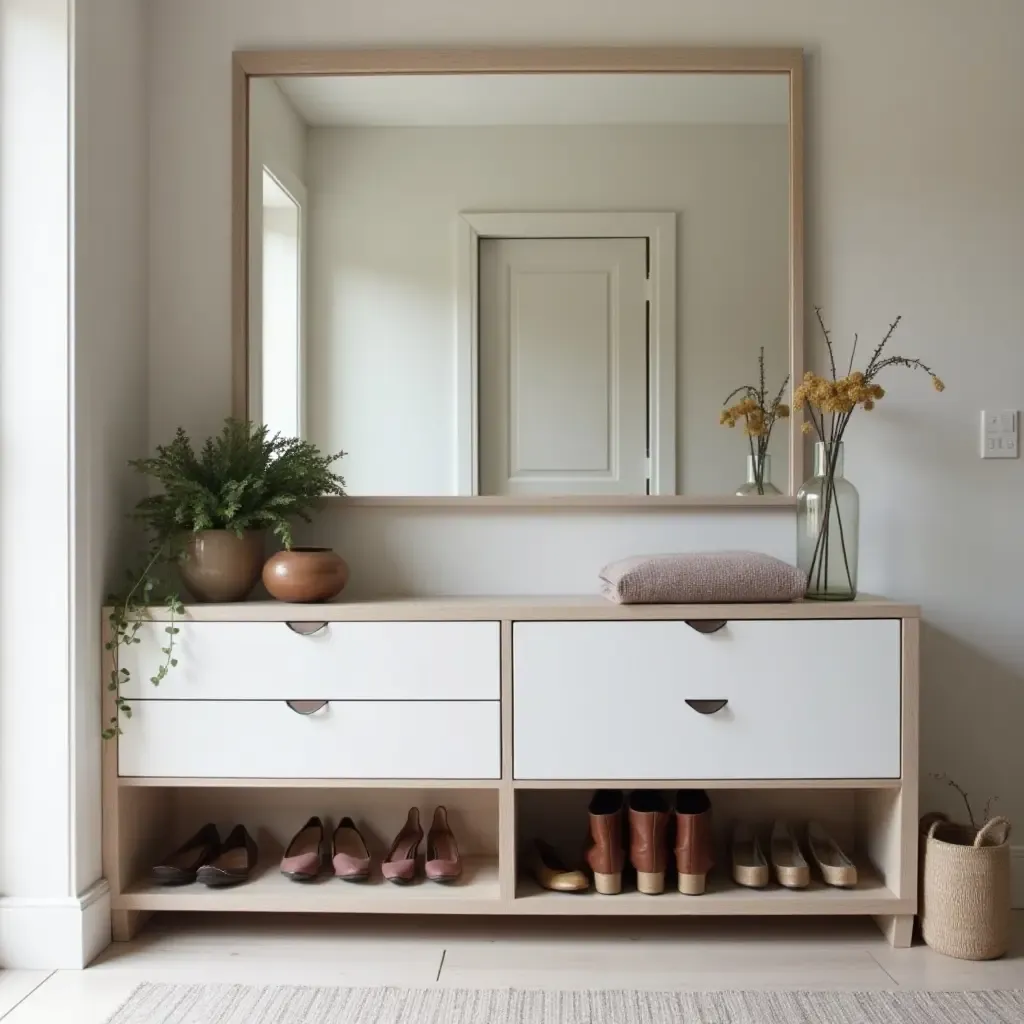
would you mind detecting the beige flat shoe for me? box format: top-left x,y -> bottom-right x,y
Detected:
731,823 -> 769,889
808,822 -> 858,888
771,821 -> 810,889
531,840 -> 589,893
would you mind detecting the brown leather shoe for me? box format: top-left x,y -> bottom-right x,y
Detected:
151,823 -> 220,886
629,790 -> 670,895
197,825 -> 258,888
585,790 -> 625,894
674,789 -> 714,895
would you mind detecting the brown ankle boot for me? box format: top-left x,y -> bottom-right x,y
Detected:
585,790 -> 625,894
674,789 -> 714,895
628,790 -> 670,894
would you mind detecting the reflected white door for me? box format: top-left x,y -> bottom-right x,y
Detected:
479,237 -> 649,496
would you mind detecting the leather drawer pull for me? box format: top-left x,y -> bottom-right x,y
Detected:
286,700 -> 330,715
685,699 -> 729,715
685,620 -> 726,635
285,621 -> 328,636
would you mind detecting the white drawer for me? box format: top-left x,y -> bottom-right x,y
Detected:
513,619 -> 901,780
119,620 -> 499,701
118,699 -> 500,779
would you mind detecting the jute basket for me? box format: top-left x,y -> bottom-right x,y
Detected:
920,814 -> 1012,960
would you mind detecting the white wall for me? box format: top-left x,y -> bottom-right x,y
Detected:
149,0 -> 1024,836
73,0 -> 150,900
0,0 -> 148,968
306,124 -> 789,496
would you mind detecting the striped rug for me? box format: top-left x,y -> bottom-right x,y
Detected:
105,984 -> 1024,1023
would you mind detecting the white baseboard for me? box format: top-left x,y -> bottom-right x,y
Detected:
1013,845 -> 1024,910
0,879 -> 110,968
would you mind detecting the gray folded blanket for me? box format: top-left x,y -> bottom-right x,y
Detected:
599,551 -> 807,604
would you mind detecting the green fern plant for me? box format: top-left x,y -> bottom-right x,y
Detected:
103,420 -> 346,738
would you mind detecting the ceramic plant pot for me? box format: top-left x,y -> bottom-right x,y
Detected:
178,530 -> 266,603
262,546 -> 349,603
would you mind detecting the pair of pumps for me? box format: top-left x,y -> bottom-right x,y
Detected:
585,789 -> 713,895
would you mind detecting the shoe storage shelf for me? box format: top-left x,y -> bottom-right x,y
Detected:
103,596 -> 919,947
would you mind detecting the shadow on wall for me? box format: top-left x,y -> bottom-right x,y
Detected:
919,621 -> 1024,826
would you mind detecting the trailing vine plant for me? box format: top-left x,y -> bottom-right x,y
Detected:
103,543 -> 184,739
103,419 -> 346,738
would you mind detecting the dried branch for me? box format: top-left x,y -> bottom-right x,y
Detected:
814,306 -> 838,381
865,315 -> 903,376
929,772 -> 999,832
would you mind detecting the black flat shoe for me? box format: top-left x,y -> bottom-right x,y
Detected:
151,823 -> 220,886
197,825 -> 258,888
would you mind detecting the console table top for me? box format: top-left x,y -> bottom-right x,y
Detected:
118,594 -> 919,622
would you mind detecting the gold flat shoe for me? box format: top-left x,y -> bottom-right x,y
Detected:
808,821 -> 858,888
771,820 -> 810,889
531,840 -> 589,892
731,823 -> 770,889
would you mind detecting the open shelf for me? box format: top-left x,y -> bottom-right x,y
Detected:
116,855 -> 500,914
514,864 -> 910,916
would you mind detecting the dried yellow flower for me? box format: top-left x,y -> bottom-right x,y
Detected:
776,403 -> 791,419
933,377 -> 945,392
801,421 -> 813,434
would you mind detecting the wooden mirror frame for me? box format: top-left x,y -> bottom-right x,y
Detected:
232,46 -> 804,508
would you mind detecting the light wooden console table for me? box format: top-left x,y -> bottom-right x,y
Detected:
102,595 -> 918,946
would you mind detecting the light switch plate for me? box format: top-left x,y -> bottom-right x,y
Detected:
981,410 -> 1019,458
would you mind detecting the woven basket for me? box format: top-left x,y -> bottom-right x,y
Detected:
920,814 -> 1012,960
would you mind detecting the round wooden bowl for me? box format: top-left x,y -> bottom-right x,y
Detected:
262,547 -> 349,603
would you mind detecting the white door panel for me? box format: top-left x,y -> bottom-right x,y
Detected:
479,237 -> 649,495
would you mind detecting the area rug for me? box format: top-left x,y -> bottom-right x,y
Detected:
104,984 -> 1024,1023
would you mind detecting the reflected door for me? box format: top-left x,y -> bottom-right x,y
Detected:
478,237 -> 649,496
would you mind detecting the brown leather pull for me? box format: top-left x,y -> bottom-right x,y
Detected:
685,620 -> 727,635
685,699 -> 728,715
285,621 -> 328,636
285,700 -> 329,715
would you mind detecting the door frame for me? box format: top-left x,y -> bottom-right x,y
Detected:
456,211 -> 677,496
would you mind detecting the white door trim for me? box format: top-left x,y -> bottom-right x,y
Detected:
455,211 -> 677,496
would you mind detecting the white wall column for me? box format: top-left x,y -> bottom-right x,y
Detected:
0,0 -> 148,968
0,0 -> 105,969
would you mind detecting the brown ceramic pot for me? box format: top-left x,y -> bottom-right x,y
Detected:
178,530 -> 265,603
262,547 -> 349,603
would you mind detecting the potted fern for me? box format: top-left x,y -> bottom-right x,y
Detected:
131,419 -> 346,602
105,420 -> 345,737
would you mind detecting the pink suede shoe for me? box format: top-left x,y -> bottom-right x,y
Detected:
425,806 -> 462,884
382,808 -> 423,885
332,816 -> 371,882
280,816 -> 326,882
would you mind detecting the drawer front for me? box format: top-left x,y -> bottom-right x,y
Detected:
513,620 -> 901,780
119,621 -> 499,701
119,699 -> 500,778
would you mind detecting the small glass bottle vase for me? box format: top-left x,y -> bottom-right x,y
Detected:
797,442 -> 860,600
735,454 -> 782,497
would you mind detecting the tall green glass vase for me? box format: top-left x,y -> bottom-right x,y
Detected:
797,441 -> 859,600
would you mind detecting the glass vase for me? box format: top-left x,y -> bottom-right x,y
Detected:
735,454 -> 782,497
797,442 -> 859,600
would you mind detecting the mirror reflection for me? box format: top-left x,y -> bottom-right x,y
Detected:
247,72 -> 793,497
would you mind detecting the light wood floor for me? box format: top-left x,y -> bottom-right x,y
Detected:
1,913 -> 1023,1023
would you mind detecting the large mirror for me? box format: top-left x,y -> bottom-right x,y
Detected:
237,50 -> 803,501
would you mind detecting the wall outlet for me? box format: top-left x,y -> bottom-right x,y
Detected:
981,410 -> 1019,458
